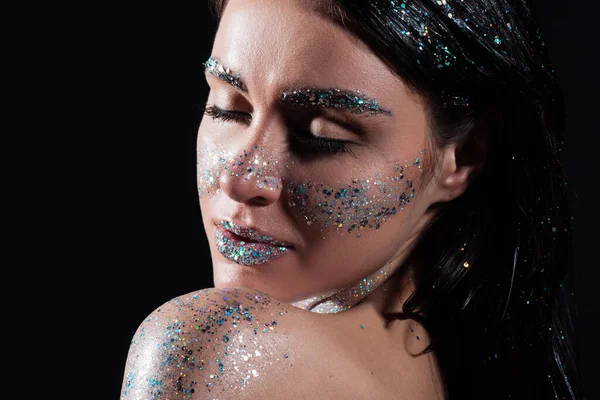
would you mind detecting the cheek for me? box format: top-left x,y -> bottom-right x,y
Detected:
196,136 -> 286,198
196,132 -> 426,239
196,139 -> 219,198
284,149 -> 425,239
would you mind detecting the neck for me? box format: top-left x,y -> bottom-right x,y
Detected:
289,260 -> 412,314
289,210 -> 435,315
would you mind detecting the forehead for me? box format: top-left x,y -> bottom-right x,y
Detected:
213,0 -> 418,110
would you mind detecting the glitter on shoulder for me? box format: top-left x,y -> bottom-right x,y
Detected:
120,287 -> 298,399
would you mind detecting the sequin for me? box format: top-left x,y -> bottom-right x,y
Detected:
121,289 -> 295,398
280,87 -> 392,116
203,56 -> 247,92
197,143 -> 424,239
290,262 -> 393,313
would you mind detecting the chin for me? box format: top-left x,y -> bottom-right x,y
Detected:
212,260 -> 264,287
214,263 -> 299,301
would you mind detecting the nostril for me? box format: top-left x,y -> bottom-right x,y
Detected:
219,171 -> 283,206
249,196 -> 271,206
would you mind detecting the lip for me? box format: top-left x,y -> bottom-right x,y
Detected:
216,219 -> 294,247
214,223 -> 292,266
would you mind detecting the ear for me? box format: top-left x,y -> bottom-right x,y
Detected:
432,108 -> 498,202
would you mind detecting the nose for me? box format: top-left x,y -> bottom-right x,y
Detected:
214,110 -> 288,206
218,157 -> 284,206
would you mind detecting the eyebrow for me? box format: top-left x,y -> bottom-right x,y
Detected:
203,56 -> 248,92
203,56 -> 393,117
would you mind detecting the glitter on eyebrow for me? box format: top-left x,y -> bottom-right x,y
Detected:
280,87 -> 392,116
203,56 -> 247,92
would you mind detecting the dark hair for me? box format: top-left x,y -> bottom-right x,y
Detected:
208,0 -> 585,398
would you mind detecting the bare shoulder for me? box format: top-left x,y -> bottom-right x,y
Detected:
120,287 -> 443,400
120,287 -> 341,399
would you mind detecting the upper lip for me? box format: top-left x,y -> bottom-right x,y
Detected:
215,219 -> 294,247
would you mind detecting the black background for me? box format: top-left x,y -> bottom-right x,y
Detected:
99,1 -> 599,399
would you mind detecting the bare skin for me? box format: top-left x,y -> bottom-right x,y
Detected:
120,284 -> 445,399
121,0 -> 484,398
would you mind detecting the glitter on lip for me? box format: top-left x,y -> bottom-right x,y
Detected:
219,220 -> 293,247
214,223 -> 290,266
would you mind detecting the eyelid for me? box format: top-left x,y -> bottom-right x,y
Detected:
203,103 -> 358,144
308,118 -> 359,142
203,104 -> 252,123
203,103 -> 359,157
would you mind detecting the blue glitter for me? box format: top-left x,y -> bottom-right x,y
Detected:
281,87 -> 392,116
203,56 -> 247,91
148,378 -> 162,387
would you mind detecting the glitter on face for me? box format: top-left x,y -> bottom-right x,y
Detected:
197,141 -> 424,238
203,56 -> 392,117
203,56 -> 247,92
285,157 -> 419,236
197,144 -> 284,199
280,87 -> 392,116
221,220 -> 291,246
120,289 -> 294,398
215,225 -> 289,266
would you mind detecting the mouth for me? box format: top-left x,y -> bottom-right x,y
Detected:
219,220 -> 294,246
214,221 -> 293,266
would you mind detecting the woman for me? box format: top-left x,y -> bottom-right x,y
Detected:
120,0 -> 585,398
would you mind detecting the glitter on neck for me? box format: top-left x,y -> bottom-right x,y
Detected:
289,262 -> 394,313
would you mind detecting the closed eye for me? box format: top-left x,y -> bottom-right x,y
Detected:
286,132 -> 357,158
201,104 -> 251,124
200,103 -> 357,158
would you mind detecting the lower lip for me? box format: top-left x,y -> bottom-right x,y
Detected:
214,225 -> 292,266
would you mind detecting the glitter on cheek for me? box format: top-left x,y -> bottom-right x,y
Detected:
196,143 -> 285,200
197,137 -> 426,240
196,140 -> 226,199
197,126 -> 426,239
285,149 -> 425,238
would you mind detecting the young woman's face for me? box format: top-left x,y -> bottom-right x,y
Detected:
197,0 -> 441,302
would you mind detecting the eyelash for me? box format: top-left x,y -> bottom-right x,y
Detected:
203,104 -> 251,124
202,104 -> 356,157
